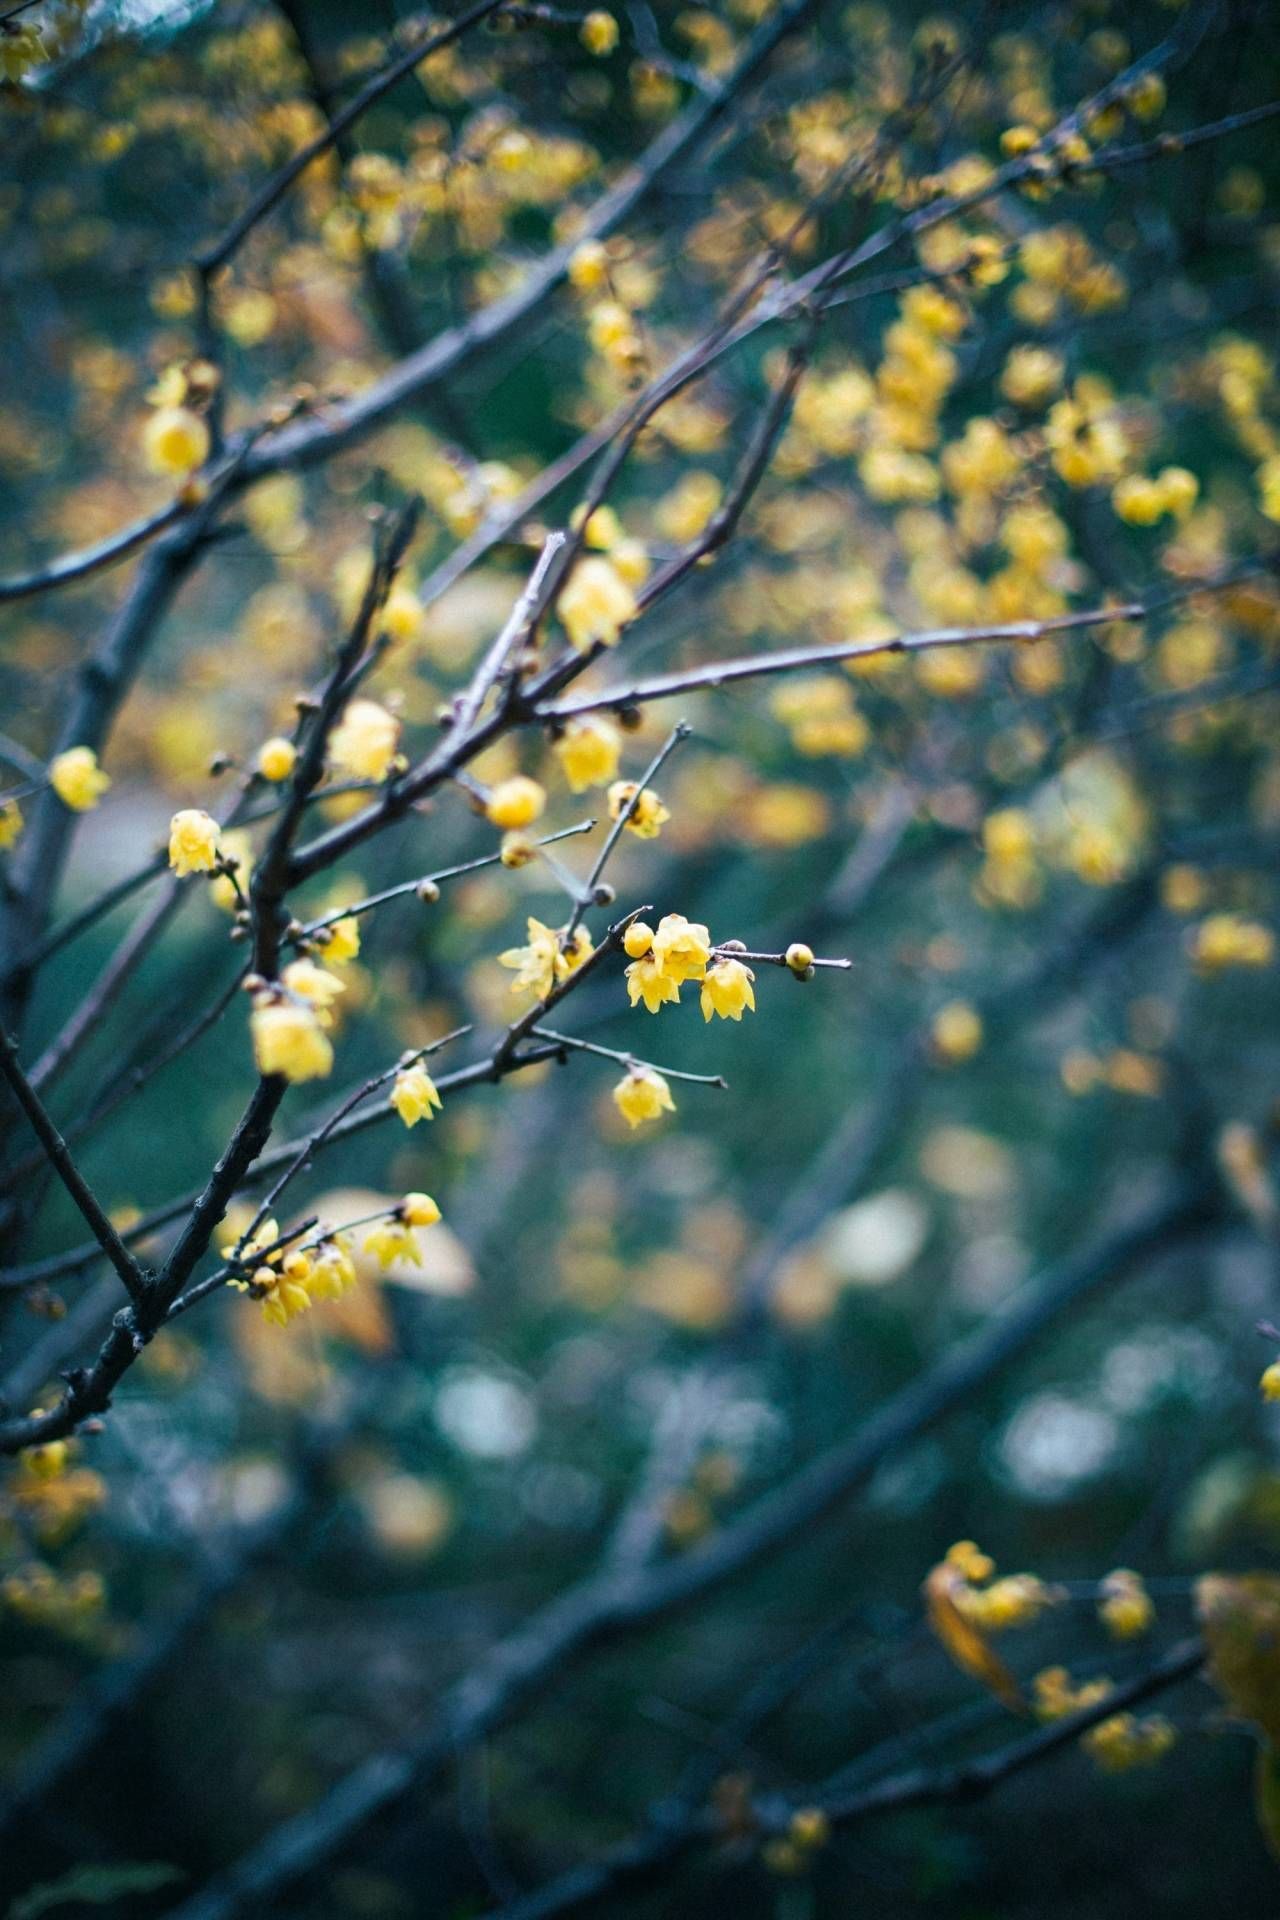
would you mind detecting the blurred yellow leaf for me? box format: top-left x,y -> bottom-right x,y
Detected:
1197,1572 -> 1280,1743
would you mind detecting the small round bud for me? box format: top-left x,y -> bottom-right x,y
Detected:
256,736 -> 297,783
242,973 -> 266,993
785,942 -> 815,974
617,705 -> 644,731
592,882 -> 616,906
416,878 -> 441,905
720,938 -> 747,953
500,831 -> 535,868
281,1250 -> 311,1280
209,751 -> 233,776
623,921 -> 654,958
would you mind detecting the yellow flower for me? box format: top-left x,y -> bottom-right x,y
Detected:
1098,1570 -> 1155,1641
486,775 -> 546,831
613,1064 -> 675,1129
983,808 -> 1035,864
253,1259 -> 313,1327
785,942 -> 814,975
143,404 -> 210,476
0,799 -> 23,848
1191,912 -> 1274,973
932,1000 -> 983,1063
1111,474 -> 1166,526
568,240 -> 609,292
999,345 -> 1063,409
49,746 -> 110,812
251,998 -> 334,1082
321,915 -> 361,965
498,917 -> 593,999
651,912 -> 711,984
168,807 -> 221,875
1261,1360 -> 1280,1401
402,1192 -> 441,1228
626,952 -> 681,1013
329,698 -> 399,782
700,957 -> 755,1022
256,736 -> 297,782
281,957 -> 345,1019
1157,466 -> 1199,520
364,1219 -> 423,1269
554,716 -> 622,792
623,921 -> 654,958
580,8 -> 619,55
307,1240 -> 357,1302
390,1063 -> 443,1126
607,780 -> 670,838
559,556 -> 637,652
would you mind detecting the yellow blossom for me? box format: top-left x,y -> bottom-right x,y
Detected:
329,698 -> 399,782
785,942 -> 815,974
321,915 -> 361,965
1112,474 -> 1165,525
168,807 -> 221,876
651,912 -> 711,983
251,998 -> 334,1082
49,746 -> 110,812
1098,1569 -> 1155,1641
559,556 -> 637,652
256,736 -> 297,782
143,404 -> 209,476
402,1192 -> 441,1228
307,1240 -> 357,1301
364,1218 -> 424,1269
553,716 -> 622,792
626,952 -> 681,1013
700,957 -> 755,1022
613,1064 -> 675,1129
486,775 -> 546,830
623,921 -> 654,958
209,829 -> 252,912
499,916 -> 592,998
607,780 -> 670,838
390,1063 -> 443,1126
1191,912 -> 1274,973
1000,344 -> 1063,408
1261,1360 -> 1280,1401
281,957 -> 345,1018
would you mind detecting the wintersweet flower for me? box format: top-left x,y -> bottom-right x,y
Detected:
559,556 -> 637,652
390,1063 -> 443,1126
364,1219 -> 423,1268
0,800 -> 23,848
143,404 -> 210,476
256,736 -> 297,782
251,998 -> 334,1082
651,913 -> 711,984
329,698 -> 399,782
281,958 -> 345,1020
700,957 -> 755,1022
307,1241 -> 357,1301
209,829 -> 252,912
168,808 -> 221,876
607,781 -> 670,839
499,917 -> 592,998
613,1064 -> 676,1129
1098,1570 -> 1155,1641
321,915 -> 361,965
50,747 -> 110,812
932,1000 -> 983,1063
401,1192 -> 441,1227
625,952 -> 681,1013
553,716 -> 622,792
486,775 -> 546,830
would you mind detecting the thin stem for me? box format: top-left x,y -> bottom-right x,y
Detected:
563,724 -> 690,943
0,1025 -> 145,1306
529,1026 -> 728,1088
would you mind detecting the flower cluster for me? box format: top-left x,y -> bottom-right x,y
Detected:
623,914 -> 755,1023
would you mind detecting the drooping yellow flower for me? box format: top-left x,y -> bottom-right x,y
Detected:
143,404 -> 210,476
486,775 -> 546,831
1261,1360 -> 1280,1401
554,716 -> 622,793
168,807 -> 221,875
607,780 -> 670,838
322,914 -> 361,965
1191,912 -> 1274,973
251,998 -> 334,1082
390,1063 -> 443,1126
1098,1570 -> 1155,1641
651,912 -> 711,984
329,698 -> 399,782
402,1192 -> 441,1228
364,1218 -> 423,1269
613,1064 -> 675,1129
559,556 -> 637,652
307,1240 -> 357,1301
49,747 -> 110,812
498,917 -> 592,998
700,957 -> 755,1022
281,958 -> 345,1019
625,952 -> 681,1013
0,799 -> 23,848
256,736 -> 297,782
253,1258 -> 313,1328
